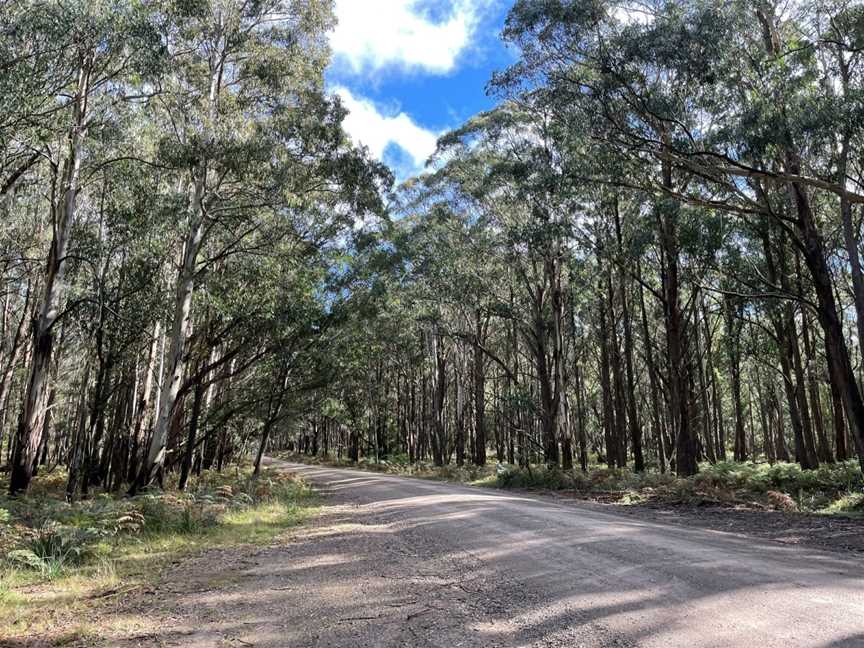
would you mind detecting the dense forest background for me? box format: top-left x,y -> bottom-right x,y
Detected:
4,0 -> 864,502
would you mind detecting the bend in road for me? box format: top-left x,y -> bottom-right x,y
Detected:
271,459 -> 864,648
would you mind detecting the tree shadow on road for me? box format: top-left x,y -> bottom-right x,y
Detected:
84,466 -> 864,648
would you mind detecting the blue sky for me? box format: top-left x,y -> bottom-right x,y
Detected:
327,0 -> 514,180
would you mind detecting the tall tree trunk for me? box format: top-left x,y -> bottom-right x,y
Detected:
756,4 -> 864,468
606,270 -> 628,468
755,367 -> 774,464
788,312 -> 819,467
835,51 -> 864,363
830,378 -> 848,461
134,205 -> 205,492
723,295 -> 748,462
658,152 -> 696,476
133,45 -> 223,492
454,358 -> 466,467
760,227 -> 818,469
11,59 -> 91,495
638,265 -> 666,472
0,281 -> 31,456
429,327 -> 447,467
128,321 -> 161,482
65,362 -> 92,502
695,297 -> 716,464
178,379 -> 204,490
800,307 -> 833,463
574,362 -> 589,472
598,286 -> 617,468
614,202 -> 643,471
472,312 -> 487,466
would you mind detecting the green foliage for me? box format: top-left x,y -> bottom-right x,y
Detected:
492,460 -> 864,513
308,452 -> 862,515
0,467 -> 313,581
497,465 -> 576,490
694,461 -> 864,496
495,464 -> 678,493
823,492 -> 864,517
27,522 -> 98,567
0,465 -> 317,643
5,551 -> 46,573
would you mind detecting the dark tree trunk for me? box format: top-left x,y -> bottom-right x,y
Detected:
830,378 -> 848,461
473,311 -> 487,466
598,287 -> 616,468
178,380 -> 204,491
614,202 -> 644,471
658,153 -> 696,476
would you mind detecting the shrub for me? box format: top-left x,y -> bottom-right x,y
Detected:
29,521 -> 99,565
496,465 -> 577,490
692,460 -> 863,501
694,461 -> 755,490
0,465 -> 314,593
6,520 -> 100,577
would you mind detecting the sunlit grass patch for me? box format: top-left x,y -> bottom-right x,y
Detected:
469,474 -> 499,488
820,491 -> 864,518
0,465 -> 317,644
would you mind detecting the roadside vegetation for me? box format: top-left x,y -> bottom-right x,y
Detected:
281,452 -> 864,517
0,466 -> 315,644
4,0 -> 864,641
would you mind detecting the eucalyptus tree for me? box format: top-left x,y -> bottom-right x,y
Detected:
421,102 -> 587,467
134,0 -> 385,489
8,1 -> 164,494
0,2 -> 51,198
495,0 -> 864,472
63,156 -> 172,499
393,170 -> 512,465
0,0 -> 388,496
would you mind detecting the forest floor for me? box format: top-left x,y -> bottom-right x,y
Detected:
549,492 -> 864,554
5,457 -> 863,647
68,458 -> 864,647
277,452 -> 864,554
0,465 -> 317,647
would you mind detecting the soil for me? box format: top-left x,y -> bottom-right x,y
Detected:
548,491 -> 864,554
14,459 -> 863,648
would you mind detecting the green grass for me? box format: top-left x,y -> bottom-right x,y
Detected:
0,465 -> 317,643
821,491 -> 864,518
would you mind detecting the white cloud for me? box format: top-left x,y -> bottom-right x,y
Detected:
612,3 -> 655,25
335,86 -> 439,173
331,0 -> 487,74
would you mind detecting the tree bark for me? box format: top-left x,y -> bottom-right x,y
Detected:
658,151 -> 696,476
11,58 -> 91,495
472,311 -> 487,466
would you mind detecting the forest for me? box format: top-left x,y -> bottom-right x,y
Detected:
5,1 -> 864,645
3,0 -> 864,500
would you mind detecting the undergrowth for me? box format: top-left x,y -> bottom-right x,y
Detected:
496,460 -> 864,513
0,465 -> 316,642
282,451 -> 864,515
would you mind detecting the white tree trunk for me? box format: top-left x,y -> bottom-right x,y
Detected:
135,40 -> 223,489
10,60 -> 91,494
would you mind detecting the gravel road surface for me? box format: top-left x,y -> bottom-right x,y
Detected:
111,459 -> 864,648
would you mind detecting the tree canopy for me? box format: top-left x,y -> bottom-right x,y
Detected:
3,0 -> 864,500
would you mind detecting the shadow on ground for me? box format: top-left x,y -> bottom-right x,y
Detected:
76,461 -> 864,648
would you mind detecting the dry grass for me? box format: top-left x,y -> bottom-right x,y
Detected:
0,465 -> 317,645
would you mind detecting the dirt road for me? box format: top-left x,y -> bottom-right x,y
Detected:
114,459 -> 864,648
